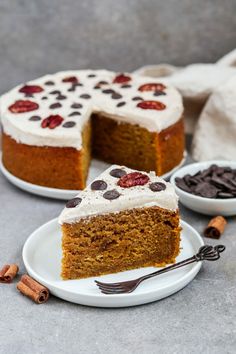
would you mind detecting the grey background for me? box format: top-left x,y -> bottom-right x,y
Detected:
0,0 -> 236,94
0,1 -> 236,353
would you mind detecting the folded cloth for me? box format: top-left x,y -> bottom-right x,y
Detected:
192,75 -> 236,161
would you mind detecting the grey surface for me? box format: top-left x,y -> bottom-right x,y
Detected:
0,153 -> 236,354
0,0 -> 236,94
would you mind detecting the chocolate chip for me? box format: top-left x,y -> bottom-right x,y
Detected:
41,96 -> 48,100
117,102 -> 126,107
121,84 -> 131,88
91,180 -> 108,191
49,90 -> 61,95
49,103 -> 62,109
88,74 -> 96,78
194,182 -> 219,198
112,93 -> 122,99
80,94 -> 91,99
71,103 -> 83,109
211,177 -> 233,190
68,86 -> 76,92
109,168 -> 127,178
69,111 -> 81,117
45,81 -> 55,85
132,96 -> 143,101
175,177 -> 192,193
149,182 -> 166,192
66,197 -> 82,208
29,115 -> 41,121
56,95 -> 67,100
63,121 -> 76,128
102,89 -> 115,94
153,90 -> 166,96
103,189 -> 121,200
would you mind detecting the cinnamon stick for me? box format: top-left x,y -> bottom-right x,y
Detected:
204,216 -> 227,239
17,274 -> 49,304
0,264 -> 19,283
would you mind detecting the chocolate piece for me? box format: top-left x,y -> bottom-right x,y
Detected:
175,177 -> 192,193
194,182 -> 219,198
103,189 -> 120,200
211,176 -> 234,190
91,180 -> 108,191
117,102 -> 126,107
68,111 -> 81,117
88,74 -> 96,78
56,94 -> 67,100
121,84 -> 131,88
80,94 -> 91,99
49,90 -> 61,95
109,168 -> 127,178
132,96 -> 143,101
41,96 -> 48,100
71,103 -> 83,109
153,90 -> 166,96
29,115 -> 41,121
102,89 -> 115,94
66,197 -> 82,208
149,182 -> 166,192
49,103 -> 62,109
63,121 -> 76,128
45,81 -> 55,85
112,93 -> 122,100
204,216 -> 227,239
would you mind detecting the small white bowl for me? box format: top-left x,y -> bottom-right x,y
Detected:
170,160 -> 236,216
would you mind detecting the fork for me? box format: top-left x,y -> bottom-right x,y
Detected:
95,244 -> 225,294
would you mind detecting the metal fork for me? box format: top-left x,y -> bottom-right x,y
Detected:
95,245 -> 225,295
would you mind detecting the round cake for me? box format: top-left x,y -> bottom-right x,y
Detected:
0,70 -> 184,190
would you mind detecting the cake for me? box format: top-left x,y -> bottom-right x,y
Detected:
59,165 -> 181,280
0,70 -> 184,190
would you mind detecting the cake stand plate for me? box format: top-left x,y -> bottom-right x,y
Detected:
0,153 -> 186,200
23,219 -> 203,308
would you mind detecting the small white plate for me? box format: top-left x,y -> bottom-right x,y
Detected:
0,153 -> 186,200
23,218 -> 203,308
171,160 -> 236,216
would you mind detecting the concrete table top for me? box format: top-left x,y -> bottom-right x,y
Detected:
0,152 -> 235,354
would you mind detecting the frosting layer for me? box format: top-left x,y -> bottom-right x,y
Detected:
0,70 -> 183,149
59,165 -> 178,224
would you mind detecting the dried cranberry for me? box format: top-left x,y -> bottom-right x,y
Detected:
19,85 -> 44,94
62,76 -> 78,83
41,115 -> 64,129
9,100 -> 39,113
118,172 -> 150,188
137,100 -> 166,110
113,74 -> 131,84
138,83 -> 166,92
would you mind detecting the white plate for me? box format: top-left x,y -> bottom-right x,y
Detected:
23,218 -> 203,308
0,153 -> 186,200
170,160 -> 236,216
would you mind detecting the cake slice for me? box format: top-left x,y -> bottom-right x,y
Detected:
59,165 -> 181,279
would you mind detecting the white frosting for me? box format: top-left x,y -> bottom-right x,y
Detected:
59,165 -> 178,224
0,70 -> 183,150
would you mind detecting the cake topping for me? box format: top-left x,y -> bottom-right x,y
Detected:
56,94 -> 67,100
41,115 -> 64,129
91,180 -> 108,191
118,172 -> 150,188
49,90 -> 61,95
19,85 -> 44,94
41,96 -> 48,100
29,115 -> 41,121
66,197 -> 82,208
111,93 -> 122,100
71,103 -> 83,109
88,74 -> 96,78
121,84 -> 131,88
49,103 -> 62,109
103,189 -> 121,200
102,89 -> 115,94
132,96 -> 143,101
80,94 -> 91,99
117,102 -> 126,107
45,81 -> 55,85
109,168 -> 127,178
69,111 -> 81,116
153,91 -> 166,96
9,100 -> 39,113
149,182 -> 166,192
113,74 -> 131,84
62,76 -> 78,83
137,100 -> 166,110
138,83 -> 166,92
62,121 -> 76,128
